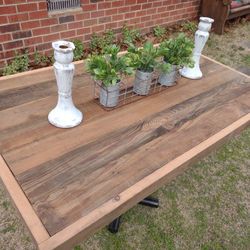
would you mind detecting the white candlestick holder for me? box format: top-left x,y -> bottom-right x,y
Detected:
48,40 -> 83,128
180,17 -> 214,80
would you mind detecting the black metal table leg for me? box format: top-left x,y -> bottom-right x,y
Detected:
107,216 -> 122,234
107,196 -> 159,234
139,197 -> 159,208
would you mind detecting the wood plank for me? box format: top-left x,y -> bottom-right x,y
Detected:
37,113 -> 250,250
0,83 -> 102,154
3,62 -> 242,175
15,79 -> 250,235
0,73 -> 90,112
0,155 -> 50,246
0,60 -> 84,92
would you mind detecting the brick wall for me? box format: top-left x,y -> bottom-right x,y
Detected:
0,0 -> 200,68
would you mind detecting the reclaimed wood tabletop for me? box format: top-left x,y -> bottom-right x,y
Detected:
0,56 -> 249,250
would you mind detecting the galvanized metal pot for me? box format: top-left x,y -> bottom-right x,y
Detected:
159,64 -> 179,86
133,70 -> 153,95
100,81 -> 120,107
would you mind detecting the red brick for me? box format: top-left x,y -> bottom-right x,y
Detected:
24,36 -> 43,47
0,5 -> 16,15
0,16 -> 8,24
91,24 -> 105,33
40,18 -> 58,27
82,4 -> 97,11
12,30 -> 32,40
98,2 -> 112,9
129,17 -> 141,25
136,10 -> 147,17
4,40 -> 23,50
112,1 -> 124,8
105,8 -> 118,16
59,15 -> 75,24
76,27 -> 91,35
125,12 -> 135,19
43,33 -> 60,43
36,42 -> 51,52
142,3 -> 152,9
0,34 -> 11,43
91,11 -> 105,18
17,3 -> 37,13
0,23 -> 20,33
112,14 -> 124,21
84,19 -> 97,27
68,21 -> 83,29
60,30 -> 76,39
99,16 -> 111,23
33,27 -> 51,36
153,1 -> 163,7
125,0 -> 134,5
8,13 -> 29,23
118,6 -> 130,13
75,13 -> 90,21
38,2 -> 47,10
21,21 -> 40,30
29,11 -> 48,20
4,0 -> 23,4
50,24 -> 67,33
130,5 -> 141,11
105,22 -> 118,30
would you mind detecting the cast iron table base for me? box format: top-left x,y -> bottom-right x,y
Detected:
108,197 -> 159,233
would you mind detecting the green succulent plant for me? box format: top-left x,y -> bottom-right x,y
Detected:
72,39 -> 84,61
89,30 -> 116,54
122,25 -> 142,47
153,25 -> 166,40
126,41 -> 160,73
159,33 -> 194,67
87,44 -> 134,87
3,51 -> 29,76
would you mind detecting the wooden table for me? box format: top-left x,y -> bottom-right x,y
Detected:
0,56 -> 249,250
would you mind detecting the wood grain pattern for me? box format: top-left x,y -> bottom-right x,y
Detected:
0,56 -> 249,249
2,60 -> 239,174
15,79 -> 250,235
0,156 -> 50,246
37,113 -> 250,250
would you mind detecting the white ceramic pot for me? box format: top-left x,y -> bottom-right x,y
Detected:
133,69 -> 153,95
48,40 -> 83,128
180,17 -> 214,80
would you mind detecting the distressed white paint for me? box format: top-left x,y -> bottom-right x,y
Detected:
180,17 -> 214,80
48,40 -> 83,128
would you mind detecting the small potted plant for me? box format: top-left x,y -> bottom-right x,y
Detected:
158,33 -> 194,86
87,45 -> 133,107
127,42 -> 159,95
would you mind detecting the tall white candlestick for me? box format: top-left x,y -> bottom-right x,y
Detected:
48,41 -> 83,128
180,17 -> 214,80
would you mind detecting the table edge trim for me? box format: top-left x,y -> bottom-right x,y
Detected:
0,155 -> 50,246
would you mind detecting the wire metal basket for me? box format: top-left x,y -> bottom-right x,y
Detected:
93,71 -> 179,111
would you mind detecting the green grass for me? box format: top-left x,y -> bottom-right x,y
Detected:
242,55 -> 250,67
204,20 -> 250,71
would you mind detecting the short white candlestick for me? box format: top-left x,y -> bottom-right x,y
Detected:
48,40 -> 83,128
180,17 -> 214,80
